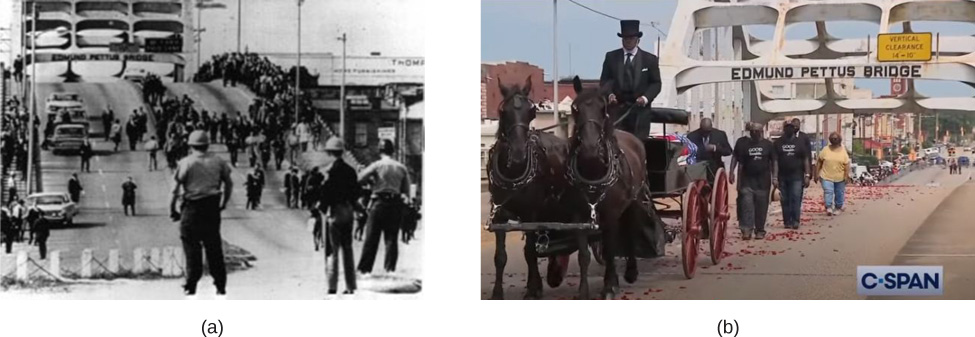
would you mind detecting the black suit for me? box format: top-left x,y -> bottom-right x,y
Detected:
599,47 -> 662,135
687,128 -> 733,183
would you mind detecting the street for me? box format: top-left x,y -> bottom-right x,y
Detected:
1,80 -> 422,299
480,162 -> 974,299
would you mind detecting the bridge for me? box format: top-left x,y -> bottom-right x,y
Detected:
657,0 -> 975,125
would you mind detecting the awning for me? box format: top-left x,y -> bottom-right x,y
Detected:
863,139 -> 884,149
406,101 -> 424,120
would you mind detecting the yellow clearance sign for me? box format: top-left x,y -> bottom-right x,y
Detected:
877,33 -> 932,62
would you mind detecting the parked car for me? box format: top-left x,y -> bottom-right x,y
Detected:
960,156 -> 970,167
25,192 -> 78,226
52,123 -> 89,154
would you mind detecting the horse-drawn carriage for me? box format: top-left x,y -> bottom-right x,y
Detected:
486,76 -> 729,299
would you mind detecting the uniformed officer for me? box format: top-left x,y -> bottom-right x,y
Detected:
599,20 -> 662,136
319,137 -> 360,294
357,140 -> 411,274
170,130 -> 233,297
30,204 -> 50,260
68,173 -> 83,203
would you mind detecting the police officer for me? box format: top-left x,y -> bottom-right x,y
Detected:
122,177 -> 138,216
319,137 -> 360,294
599,20 -> 662,135
170,130 -> 233,297
80,141 -> 93,173
357,140 -> 411,274
30,204 -> 50,260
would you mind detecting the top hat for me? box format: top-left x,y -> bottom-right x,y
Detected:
617,20 -> 643,38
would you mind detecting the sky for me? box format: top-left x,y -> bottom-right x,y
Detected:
481,0 -> 975,98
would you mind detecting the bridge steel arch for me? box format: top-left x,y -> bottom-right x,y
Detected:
659,0 -> 975,126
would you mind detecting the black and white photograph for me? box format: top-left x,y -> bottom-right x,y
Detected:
0,0 -> 424,300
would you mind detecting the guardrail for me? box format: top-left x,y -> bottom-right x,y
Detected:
0,246 -> 186,283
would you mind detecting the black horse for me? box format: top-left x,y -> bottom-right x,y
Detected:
567,76 -> 649,299
487,76 -> 575,299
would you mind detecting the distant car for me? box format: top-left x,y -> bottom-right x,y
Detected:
960,156 -> 970,167
25,192 -> 78,226
45,92 -> 89,131
122,68 -> 148,83
52,123 -> 89,154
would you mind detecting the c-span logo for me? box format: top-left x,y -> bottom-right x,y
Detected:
857,266 -> 943,296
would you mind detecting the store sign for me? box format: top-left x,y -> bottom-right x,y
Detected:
730,65 -> 923,81
877,33 -> 932,62
378,127 -> 396,141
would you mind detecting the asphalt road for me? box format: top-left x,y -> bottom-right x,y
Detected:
481,160 -> 973,300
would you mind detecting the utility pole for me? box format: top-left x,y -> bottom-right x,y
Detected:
338,33 -> 347,142
236,0 -> 241,53
552,0 -> 565,138
27,1 -> 36,194
295,0 -> 303,124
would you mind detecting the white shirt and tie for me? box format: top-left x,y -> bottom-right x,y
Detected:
621,47 -> 648,106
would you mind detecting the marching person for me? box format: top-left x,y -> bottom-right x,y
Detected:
122,177 -> 138,216
730,123 -> 775,240
772,123 -> 811,229
814,132 -> 851,216
319,137 -> 360,295
145,136 -> 160,171
284,167 -> 300,209
687,117 -> 733,183
24,202 -> 41,245
110,119 -> 123,152
245,169 -> 262,210
68,173 -> 83,203
357,140 -> 411,274
102,107 -> 114,142
79,140 -> 93,173
10,198 -> 25,243
1,207 -> 12,254
599,19 -> 662,135
126,115 -> 140,151
170,130 -> 233,297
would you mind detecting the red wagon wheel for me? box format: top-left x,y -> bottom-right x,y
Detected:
709,168 -> 731,265
681,180 -> 708,279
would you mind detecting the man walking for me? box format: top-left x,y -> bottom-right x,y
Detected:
80,141 -> 93,173
730,123 -> 775,240
170,130 -> 233,297
319,137 -> 360,295
29,204 -> 50,260
598,20 -> 662,136
68,173 -> 83,203
122,177 -> 138,216
285,167 -> 300,208
357,140 -> 411,274
687,118 -> 733,183
145,136 -> 160,171
245,169 -> 261,210
772,123 -> 811,229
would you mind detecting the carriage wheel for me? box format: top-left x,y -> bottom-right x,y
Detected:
709,168 -> 730,265
681,180 -> 707,279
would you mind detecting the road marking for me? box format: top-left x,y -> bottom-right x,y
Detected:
897,254 -> 975,258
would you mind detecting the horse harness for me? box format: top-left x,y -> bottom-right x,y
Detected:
567,97 -> 641,228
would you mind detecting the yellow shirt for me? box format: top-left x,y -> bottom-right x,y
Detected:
818,145 -> 850,182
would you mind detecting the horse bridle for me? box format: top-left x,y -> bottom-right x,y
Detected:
568,95 -> 622,224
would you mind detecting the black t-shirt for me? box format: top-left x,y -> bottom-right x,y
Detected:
773,136 -> 808,180
734,137 -> 774,189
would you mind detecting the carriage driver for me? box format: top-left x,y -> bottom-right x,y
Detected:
599,20 -> 662,136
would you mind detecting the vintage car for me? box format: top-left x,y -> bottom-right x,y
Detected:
52,123 -> 89,154
46,92 -> 90,130
25,192 -> 78,226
